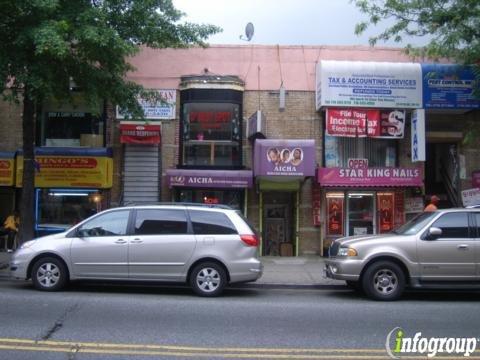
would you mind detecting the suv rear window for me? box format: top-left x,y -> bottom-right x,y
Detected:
189,210 -> 237,235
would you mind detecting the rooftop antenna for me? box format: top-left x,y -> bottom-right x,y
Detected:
239,22 -> 254,41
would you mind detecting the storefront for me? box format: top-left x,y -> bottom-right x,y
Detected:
0,152 -> 17,222
316,60 -> 425,252
166,169 -> 252,212
16,148 -> 113,235
318,167 -> 423,243
253,139 -> 315,256
118,89 -> 175,204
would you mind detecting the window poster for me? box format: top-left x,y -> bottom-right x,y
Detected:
327,196 -> 344,236
377,192 -> 395,233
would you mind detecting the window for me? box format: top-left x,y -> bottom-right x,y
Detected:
36,189 -> 98,230
78,210 -> 130,237
177,189 -> 243,210
41,112 -> 104,147
324,135 -> 397,168
429,213 -> 470,239
181,103 -> 241,166
189,210 -> 237,235
134,209 -> 188,235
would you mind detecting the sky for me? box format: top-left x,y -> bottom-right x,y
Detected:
173,0 -> 429,47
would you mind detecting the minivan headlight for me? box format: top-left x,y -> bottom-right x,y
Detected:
337,246 -> 358,257
19,240 -> 37,250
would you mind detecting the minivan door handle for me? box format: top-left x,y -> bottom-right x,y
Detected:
457,244 -> 469,250
114,239 -> 127,244
130,238 -> 143,244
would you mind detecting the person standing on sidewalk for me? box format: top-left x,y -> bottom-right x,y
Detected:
424,195 -> 440,212
2,211 -> 20,252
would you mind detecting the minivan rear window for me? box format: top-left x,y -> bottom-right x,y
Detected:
189,210 -> 237,235
135,209 -> 188,235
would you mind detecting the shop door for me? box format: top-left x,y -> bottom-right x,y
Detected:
264,205 -> 288,256
347,192 -> 375,236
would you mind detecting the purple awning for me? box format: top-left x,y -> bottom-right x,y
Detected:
167,169 -> 253,189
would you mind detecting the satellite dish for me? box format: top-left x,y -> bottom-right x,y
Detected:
240,22 -> 254,41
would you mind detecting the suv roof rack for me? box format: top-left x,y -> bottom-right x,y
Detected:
121,201 -> 234,210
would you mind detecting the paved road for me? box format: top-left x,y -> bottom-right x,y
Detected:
1,279 -> 480,359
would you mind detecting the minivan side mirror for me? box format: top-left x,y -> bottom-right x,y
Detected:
426,227 -> 442,240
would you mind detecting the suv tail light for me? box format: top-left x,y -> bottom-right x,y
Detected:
240,234 -> 259,247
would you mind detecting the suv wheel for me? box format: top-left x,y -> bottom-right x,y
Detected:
32,257 -> 68,291
190,262 -> 226,297
362,261 -> 405,301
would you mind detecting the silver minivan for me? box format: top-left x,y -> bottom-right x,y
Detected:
11,204 -> 263,296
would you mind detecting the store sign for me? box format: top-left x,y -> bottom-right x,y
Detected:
167,169 -> 253,189
422,64 -> 480,109
316,60 -> 422,110
120,124 -> 161,144
472,171 -> 480,188
0,153 -> 15,186
327,197 -> 344,236
461,188 -> 480,207
326,108 -> 405,138
317,167 -> 423,187
254,139 -> 315,177
348,159 -> 368,169
411,109 -> 426,162
405,197 -> 425,213
377,193 -> 394,233
16,153 -> 113,189
116,89 -> 176,120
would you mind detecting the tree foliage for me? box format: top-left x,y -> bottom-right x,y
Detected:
354,0 -> 480,63
0,0 -> 220,242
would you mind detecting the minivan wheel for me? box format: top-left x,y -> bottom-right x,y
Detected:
32,257 -> 68,291
362,261 -> 405,301
190,262 -> 226,297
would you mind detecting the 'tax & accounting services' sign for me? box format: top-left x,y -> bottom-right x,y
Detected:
411,109 -> 426,162
316,60 -> 422,110
422,64 -> 480,109
326,108 -> 405,138
16,149 -> 113,189
116,89 -> 176,120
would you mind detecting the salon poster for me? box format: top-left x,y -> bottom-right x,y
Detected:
377,193 -> 394,233
327,197 -> 344,236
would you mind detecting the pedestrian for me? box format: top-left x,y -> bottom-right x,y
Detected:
1,210 -> 20,252
424,195 -> 440,212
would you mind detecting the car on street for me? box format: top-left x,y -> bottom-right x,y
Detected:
325,208 -> 480,300
10,203 -> 263,297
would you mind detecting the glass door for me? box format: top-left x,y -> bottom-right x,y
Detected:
346,192 -> 375,236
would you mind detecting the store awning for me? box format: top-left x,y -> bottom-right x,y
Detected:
253,139 -> 315,179
317,167 -> 423,187
167,169 -> 253,189
120,124 -> 161,144
0,152 -> 15,186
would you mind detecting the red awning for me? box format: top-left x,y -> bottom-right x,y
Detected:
120,124 -> 161,144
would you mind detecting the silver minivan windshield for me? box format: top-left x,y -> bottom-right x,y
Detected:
392,212 -> 437,235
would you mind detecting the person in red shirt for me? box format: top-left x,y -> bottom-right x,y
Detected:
424,195 -> 440,212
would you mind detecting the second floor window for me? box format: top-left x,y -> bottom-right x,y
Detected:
182,102 -> 241,167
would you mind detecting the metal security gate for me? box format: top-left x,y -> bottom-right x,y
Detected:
123,144 -> 160,204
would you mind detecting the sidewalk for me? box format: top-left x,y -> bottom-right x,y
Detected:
0,252 -> 345,288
